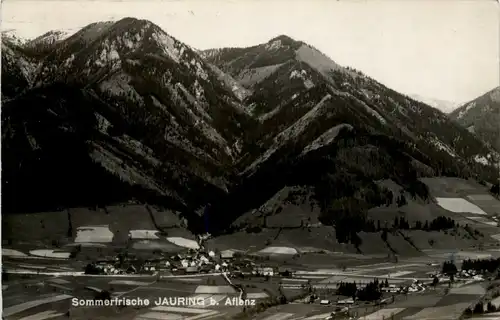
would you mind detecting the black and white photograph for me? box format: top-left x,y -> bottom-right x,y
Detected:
1,0 -> 500,319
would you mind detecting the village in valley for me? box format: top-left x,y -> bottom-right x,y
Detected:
3,183 -> 500,320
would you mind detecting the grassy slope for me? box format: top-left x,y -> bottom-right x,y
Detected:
207,177 -> 498,256
2,204 -> 193,247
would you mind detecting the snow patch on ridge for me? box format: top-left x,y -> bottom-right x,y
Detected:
290,69 -> 314,89
301,124 -> 353,155
457,102 -> 476,120
151,31 -> 181,63
265,39 -> 283,51
429,137 -> 457,158
95,113 -> 111,134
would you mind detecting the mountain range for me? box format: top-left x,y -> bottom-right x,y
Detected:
2,18 -> 499,235
450,86 -> 500,153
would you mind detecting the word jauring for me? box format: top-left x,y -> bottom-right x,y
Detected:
154,297 -> 218,306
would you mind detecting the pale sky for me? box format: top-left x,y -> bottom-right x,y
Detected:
2,0 -> 499,103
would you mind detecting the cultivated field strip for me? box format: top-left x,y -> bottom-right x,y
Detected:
194,285 -> 236,294
245,292 -> 269,299
402,302 -> 473,320
260,313 -> 295,320
469,311 -> 500,319
17,310 -> 66,320
108,280 -> 152,286
491,234 -> 500,241
281,278 -> 310,282
137,312 -> 184,320
47,278 -> 71,284
135,306 -> 222,320
294,312 -> 338,320
363,308 -> 406,320
449,284 -> 486,295
467,194 -> 497,201
3,294 -> 72,318
377,271 -> 415,278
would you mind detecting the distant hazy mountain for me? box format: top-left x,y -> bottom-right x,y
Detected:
25,29 -> 76,48
409,94 -> 461,113
450,86 -> 500,152
1,29 -> 29,46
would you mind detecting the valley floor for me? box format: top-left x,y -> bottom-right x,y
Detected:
3,177 -> 500,319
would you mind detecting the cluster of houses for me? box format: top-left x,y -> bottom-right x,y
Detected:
428,269 -> 485,282
83,246 -> 288,278
84,248 -> 235,275
380,281 -> 425,294
457,269 -> 484,280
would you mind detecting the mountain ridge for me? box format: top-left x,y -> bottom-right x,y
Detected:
450,86 -> 500,152
2,18 -> 499,236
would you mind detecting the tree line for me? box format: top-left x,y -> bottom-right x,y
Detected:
336,279 -> 386,301
464,301 -> 498,316
491,182 -> 500,197
336,215 -> 463,245
462,258 -> 500,273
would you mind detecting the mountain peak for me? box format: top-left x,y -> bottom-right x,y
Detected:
113,17 -> 154,29
26,29 -> 77,48
266,35 -> 300,48
268,34 -> 296,43
450,85 -> 500,151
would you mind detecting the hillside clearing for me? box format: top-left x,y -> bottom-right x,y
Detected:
166,237 -> 199,249
131,240 -> 183,252
129,229 -> 160,240
2,248 -> 28,257
74,225 -> 114,243
435,198 -> 487,215
468,194 -> 496,201
466,216 -> 497,226
258,246 -> 298,255
28,249 -> 71,259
